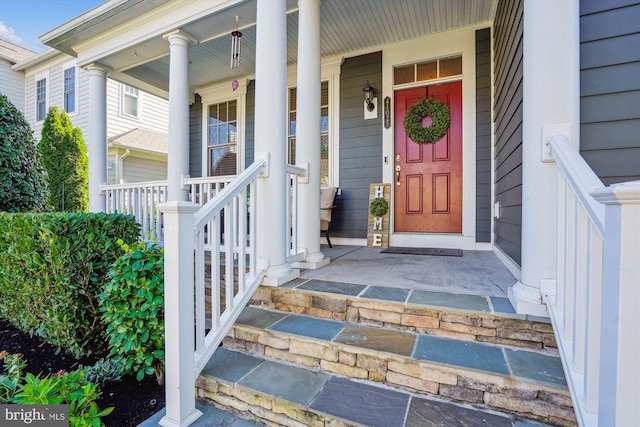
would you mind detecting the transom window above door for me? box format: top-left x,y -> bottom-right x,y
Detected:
208,100 -> 238,176
394,55 -> 462,86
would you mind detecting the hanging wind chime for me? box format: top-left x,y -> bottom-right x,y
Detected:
230,16 -> 242,69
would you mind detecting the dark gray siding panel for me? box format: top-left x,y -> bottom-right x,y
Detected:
333,51 -> 383,239
189,94 -> 202,178
493,0 -> 523,266
245,80 -> 255,166
476,28 -> 492,243
580,0 -> 640,185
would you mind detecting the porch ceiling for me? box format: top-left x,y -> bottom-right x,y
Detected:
45,0 -> 496,97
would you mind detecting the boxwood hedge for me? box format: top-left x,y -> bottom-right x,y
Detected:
0,212 -> 140,357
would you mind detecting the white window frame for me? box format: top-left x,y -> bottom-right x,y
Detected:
286,81 -> 331,186
199,81 -> 247,177
62,61 -> 78,115
286,57 -> 342,187
35,71 -> 49,122
120,83 -> 140,118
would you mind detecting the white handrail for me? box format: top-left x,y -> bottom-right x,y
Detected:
192,159 -> 266,376
547,135 -> 640,426
549,136 -> 604,235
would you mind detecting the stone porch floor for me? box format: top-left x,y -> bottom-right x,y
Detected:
303,246 -> 516,298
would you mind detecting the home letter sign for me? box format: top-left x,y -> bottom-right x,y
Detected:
367,183 -> 391,248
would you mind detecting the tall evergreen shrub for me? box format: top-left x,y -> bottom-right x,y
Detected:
38,107 -> 89,212
0,94 -> 49,212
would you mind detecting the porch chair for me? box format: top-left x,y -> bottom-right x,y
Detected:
320,186 -> 338,248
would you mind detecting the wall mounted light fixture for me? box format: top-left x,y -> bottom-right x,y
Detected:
363,80 -> 375,112
363,80 -> 377,120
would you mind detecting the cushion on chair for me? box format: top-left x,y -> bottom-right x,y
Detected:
320,187 -> 337,222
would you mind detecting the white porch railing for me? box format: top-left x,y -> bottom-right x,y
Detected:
101,176 -> 234,241
286,163 -> 307,262
546,135 -> 640,427
157,159 -> 268,426
102,180 -> 168,240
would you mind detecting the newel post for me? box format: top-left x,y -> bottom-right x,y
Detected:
591,180 -> 640,427
157,201 -> 202,427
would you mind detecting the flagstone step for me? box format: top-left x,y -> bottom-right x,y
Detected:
219,305 -> 575,426
248,279 -> 558,353
196,347 -> 565,427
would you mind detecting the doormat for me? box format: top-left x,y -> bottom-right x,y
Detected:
381,247 -> 462,257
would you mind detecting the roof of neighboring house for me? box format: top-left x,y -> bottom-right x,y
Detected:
0,39 -> 37,64
108,128 -> 168,155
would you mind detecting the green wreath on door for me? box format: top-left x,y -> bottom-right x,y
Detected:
403,98 -> 451,144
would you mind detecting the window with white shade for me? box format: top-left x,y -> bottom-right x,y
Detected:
288,81 -> 330,185
208,100 -> 238,176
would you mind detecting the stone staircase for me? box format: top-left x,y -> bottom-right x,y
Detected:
194,278 -> 577,427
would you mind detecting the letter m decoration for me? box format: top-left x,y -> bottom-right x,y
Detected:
367,183 -> 391,248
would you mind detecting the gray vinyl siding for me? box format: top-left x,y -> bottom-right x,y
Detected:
493,0 -> 523,266
106,79 -> 168,138
476,28 -> 492,243
580,0 -> 640,185
333,51 -> 383,239
123,156 -> 167,183
245,80 -> 255,166
189,94 -> 203,178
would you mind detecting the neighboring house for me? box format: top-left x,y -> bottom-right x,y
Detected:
38,0 -> 639,426
10,47 -> 168,182
108,128 -> 168,184
0,39 -> 37,114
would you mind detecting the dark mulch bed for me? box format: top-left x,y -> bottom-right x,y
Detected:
0,318 -> 165,427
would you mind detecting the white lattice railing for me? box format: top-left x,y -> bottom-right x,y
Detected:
546,135 -> 640,427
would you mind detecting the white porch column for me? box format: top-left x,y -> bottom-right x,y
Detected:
87,64 -> 108,212
255,0 -> 299,285
509,0 -> 579,316
591,181 -> 640,427
294,0 -> 329,269
164,30 -> 195,202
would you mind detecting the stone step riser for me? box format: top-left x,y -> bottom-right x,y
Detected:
196,379 -> 356,427
221,323 -> 576,427
250,287 -> 558,353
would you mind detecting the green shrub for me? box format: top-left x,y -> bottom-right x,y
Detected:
0,351 -> 26,402
3,353 -> 113,427
0,94 -> 49,212
79,358 -> 123,387
99,240 -> 165,383
38,107 -> 89,212
0,213 -> 140,357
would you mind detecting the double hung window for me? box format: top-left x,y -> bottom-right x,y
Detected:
36,78 -> 46,121
288,81 -> 329,185
208,100 -> 238,176
63,67 -> 76,113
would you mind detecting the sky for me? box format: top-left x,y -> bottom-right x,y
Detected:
0,0 -> 104,52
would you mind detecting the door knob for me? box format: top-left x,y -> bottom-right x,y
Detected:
395,165 -> 401,186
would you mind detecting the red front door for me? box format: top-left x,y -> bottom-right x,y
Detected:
394,81 -> 462,233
